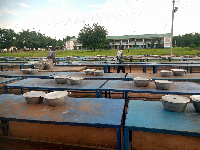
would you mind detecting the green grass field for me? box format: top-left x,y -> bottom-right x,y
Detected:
0,47 -> 200,57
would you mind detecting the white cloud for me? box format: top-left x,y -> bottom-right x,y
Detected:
1,0 -> 200,39
88,4 -> 102,9
0,7 -> 17,16
19,3 -> 29,8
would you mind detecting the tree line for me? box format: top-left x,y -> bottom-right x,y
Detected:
173,33 -> 200,49
0,28 -> 75,51
0,23 -> 109,52
1,25 -> 200,52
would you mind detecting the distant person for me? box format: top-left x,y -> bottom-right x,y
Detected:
116,46 -> 125,73
47,49 -> 52,59
50,51 -> 57,65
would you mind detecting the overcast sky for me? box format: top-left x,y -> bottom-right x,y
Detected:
0,0 -> 200,39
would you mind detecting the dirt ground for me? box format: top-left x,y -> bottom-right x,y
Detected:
1,66 -> 200,150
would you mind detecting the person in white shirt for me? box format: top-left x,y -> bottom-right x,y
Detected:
116,46 -> 125,73
47,49 -> 52,59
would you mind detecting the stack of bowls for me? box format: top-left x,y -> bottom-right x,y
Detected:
161,95 -> 190,112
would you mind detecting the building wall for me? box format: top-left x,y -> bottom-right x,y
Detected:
66,41 -> 74,50
164,37 -> 171,49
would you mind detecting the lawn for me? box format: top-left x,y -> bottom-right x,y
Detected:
0,47 -> 200,57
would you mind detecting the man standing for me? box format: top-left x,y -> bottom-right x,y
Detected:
50,51 -> 57,66
116,46 -> 125,73
47,49 -> 52,59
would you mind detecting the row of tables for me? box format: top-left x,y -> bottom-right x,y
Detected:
1,71 -> 200,149
1,71 -> 200,81
4,78 -> 200,101
2,56 -> 200,62
57,61 -> 200,74
1,60 -> 200,74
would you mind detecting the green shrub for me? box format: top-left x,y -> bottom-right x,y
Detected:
189,44 -> 198,49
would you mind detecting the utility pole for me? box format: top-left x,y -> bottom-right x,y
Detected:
170,0 -> 175,56
170,0 -> 178,56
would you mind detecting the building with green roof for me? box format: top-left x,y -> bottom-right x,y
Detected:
65,33 -> 171,50
107,33 -> 171,49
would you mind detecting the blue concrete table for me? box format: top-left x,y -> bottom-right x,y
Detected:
126,73 -> 200,81
107,63 -> 175,74
146,57 -> 183,61
0,71 -> 55,79
0,61 -> 29,63
4,78 -> 107,97
124,100 -> 200,150
0,63 -> 33,71
182,58 -> 200,61
146,58 -> 170,62
99,80 -> 200,103
58,62 -> 109,73
0,77 -> 21,86
53,72 -> 126,80
58,61 -> 200,74
174,64 -> 200,73
108,62 -> 200,74
0,71 -> 56,79
143,62 -> 200,74
150,61 -> 200,64
126,58 -> 146,62
0,94 -> 125,150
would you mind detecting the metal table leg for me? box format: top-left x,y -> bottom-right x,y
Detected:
1,119 -> 9,136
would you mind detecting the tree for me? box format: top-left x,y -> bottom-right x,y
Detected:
150,39 -> 155,48
16,29 -> 34,50
63,36 -> 75,43
57,39 -> 64,49
157,38 -> 161,48
0,28 -> 16,52
78,23 -> 108,51
193,33 -> 200,47
173,34 -> 183,47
